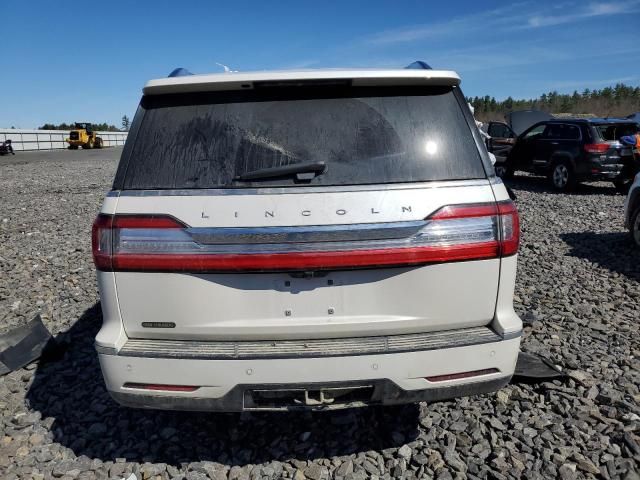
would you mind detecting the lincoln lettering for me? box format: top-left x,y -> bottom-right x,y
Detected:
200,206 -> 414,219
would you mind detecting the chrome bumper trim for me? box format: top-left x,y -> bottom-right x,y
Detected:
111,326 -> 518,360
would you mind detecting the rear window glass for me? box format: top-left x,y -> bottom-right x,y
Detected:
117,86 -> 485,189
594,123 -> 639,141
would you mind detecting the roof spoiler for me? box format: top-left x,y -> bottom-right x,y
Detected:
145,67 -> 460,95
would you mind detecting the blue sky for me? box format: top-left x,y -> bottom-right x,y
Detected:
2,0 -> 639,128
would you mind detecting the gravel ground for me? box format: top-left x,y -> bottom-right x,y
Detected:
0,148 -> 639,480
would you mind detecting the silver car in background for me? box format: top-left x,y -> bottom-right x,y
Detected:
624,173 -> 640,246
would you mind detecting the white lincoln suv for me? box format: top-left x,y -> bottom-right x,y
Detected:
92,64 -> 522,411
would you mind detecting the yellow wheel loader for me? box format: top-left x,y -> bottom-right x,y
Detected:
66,123 -> 103,149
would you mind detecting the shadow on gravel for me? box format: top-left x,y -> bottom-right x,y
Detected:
25,303 -> 419,466
506,175 -> 620,196
561,231 -> 640,281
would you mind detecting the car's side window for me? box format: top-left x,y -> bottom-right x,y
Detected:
489,123 -> 512,138
543,123 -> 581,140
564,125 -> 581,140
543,124 -> 560,139
524,124 -> 546,139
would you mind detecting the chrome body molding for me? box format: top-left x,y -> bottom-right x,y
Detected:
187,221 -> 426,245
112,326 -> 519,360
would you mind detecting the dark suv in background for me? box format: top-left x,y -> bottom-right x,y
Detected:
496,118 -> 639,191
483,111 -> 553,177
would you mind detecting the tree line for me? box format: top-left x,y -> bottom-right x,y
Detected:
39,116 -> 131,132
468,83 -> 640,122
38,122 -> 122,132
35,85 -> 640,130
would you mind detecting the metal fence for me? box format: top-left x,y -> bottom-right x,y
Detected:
0,129 -> 128,151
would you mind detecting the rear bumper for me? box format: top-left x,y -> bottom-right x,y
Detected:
578,162 -> 624,181
593,170 -> 624,180
97,334 -> 521,411
109,376 -> 512,412
585,157 -> 639,182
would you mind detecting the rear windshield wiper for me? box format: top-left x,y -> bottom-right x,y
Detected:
233,161 -> 327,182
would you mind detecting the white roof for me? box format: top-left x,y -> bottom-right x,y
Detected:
143,68 -> 461,95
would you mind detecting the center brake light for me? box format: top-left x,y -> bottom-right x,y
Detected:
92,201 -> 519,272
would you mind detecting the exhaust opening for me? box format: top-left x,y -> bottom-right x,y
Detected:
245,385 -> 374,410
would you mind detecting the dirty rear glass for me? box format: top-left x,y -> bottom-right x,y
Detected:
116,86 -> 485,189
594,123 -> 639,141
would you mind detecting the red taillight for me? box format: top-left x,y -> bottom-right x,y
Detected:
92,214 -> 185,270
91,201 -> 519,272
425,368 -> 500,383
91,214 -> 113,271
497,201 -> 520,256
430,203 -> 499,220
429,201 -> 519,257
111,244 -> 502,271
584,143 -> 609,154
112,215 -> 186,229
123,382 -> 199,392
